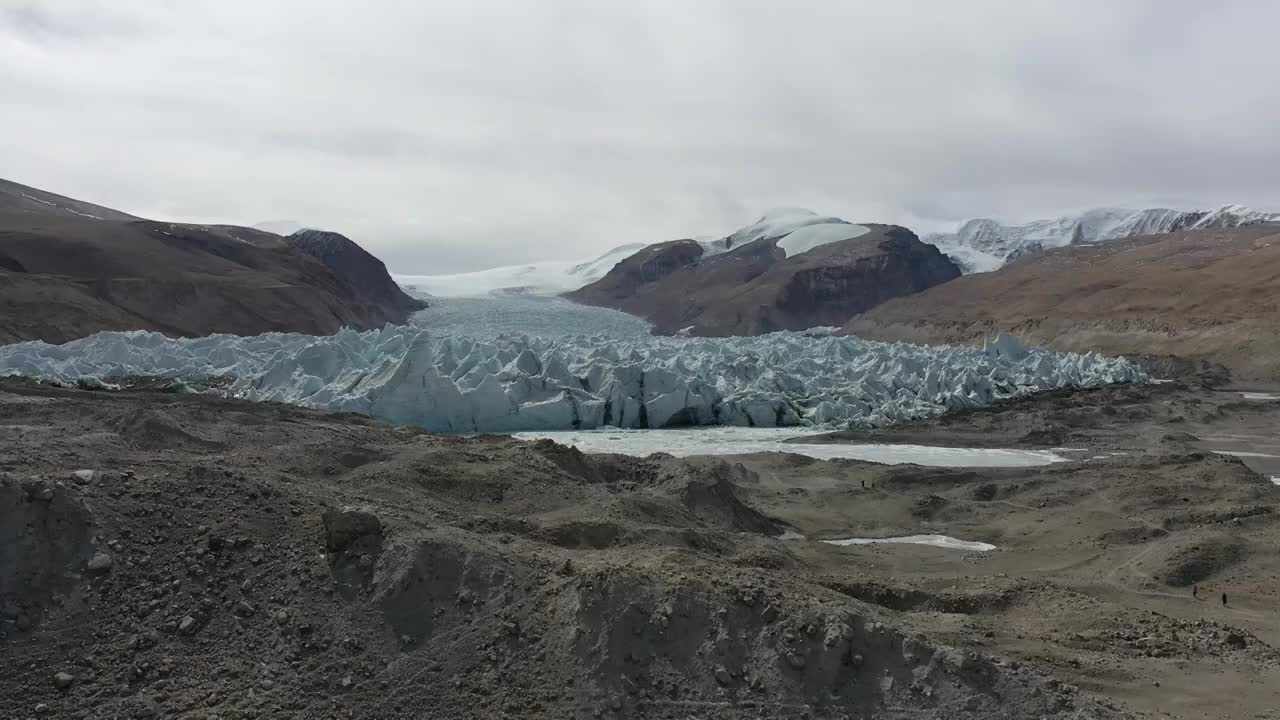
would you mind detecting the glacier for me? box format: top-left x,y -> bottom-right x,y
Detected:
0,324 -> 1147,434
393,243 -> 647,298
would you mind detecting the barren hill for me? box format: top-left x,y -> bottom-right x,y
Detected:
845,224 -> 1280,383
0,178 -> 424,344
567,216 -> 959,336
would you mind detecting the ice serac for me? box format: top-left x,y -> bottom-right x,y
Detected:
0,328 -> 1147,433
927,204 -> 1280,273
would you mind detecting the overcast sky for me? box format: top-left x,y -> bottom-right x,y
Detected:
3,1 -> 1279,273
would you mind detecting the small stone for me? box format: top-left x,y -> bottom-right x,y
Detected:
233,601 -> 256,617
87,552 -> 114,573
339,676 -> 353,689
72,469 -> 98,485
54,671 -> 75,689
35,703 -> 51,714
259,679 -> 275,690
273,610 -> 289,625
179,616 -> 197,634
714,665 -> 733,685
23,478 -> 54,501
786,653 -> 806,670
1152,680 -> 1160,688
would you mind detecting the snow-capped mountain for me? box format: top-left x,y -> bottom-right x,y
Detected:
927,204 -> 1280,273
392,209 -> 871,298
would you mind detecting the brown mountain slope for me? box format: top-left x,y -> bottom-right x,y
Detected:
0,179 -> 424,344
567,224 -> 960,336
843,224 -> 1280,383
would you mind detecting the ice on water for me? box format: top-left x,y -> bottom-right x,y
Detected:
514,427 -> 1065,467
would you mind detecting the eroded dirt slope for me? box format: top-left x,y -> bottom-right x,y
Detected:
0,379 -> 1142,719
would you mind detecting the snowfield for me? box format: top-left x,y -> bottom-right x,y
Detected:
394,244 -> 645,298
0,324 -> 1147,433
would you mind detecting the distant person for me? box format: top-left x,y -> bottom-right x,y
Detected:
1192,584 -> 1198,599
1222,592 -> 1228,607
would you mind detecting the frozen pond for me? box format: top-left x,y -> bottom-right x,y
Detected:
513,427 -> 1066,467
822,534 -> 997,551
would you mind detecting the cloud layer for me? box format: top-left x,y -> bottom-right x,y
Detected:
4,1 -> 1279,272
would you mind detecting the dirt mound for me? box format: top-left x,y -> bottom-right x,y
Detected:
112,407 -> 224,450
0,476 -> 96,633
1158,536 -> 1250,587
652,460 -> 784,535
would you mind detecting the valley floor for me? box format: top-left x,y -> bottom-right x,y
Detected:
2,378 -> 1277,718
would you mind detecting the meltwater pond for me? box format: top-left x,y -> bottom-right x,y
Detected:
513,427 -> 1065,467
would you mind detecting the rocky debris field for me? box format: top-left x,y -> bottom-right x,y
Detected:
2,377 -> 1279,718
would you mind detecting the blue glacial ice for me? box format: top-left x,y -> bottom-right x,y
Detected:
0,319 -> 1147,433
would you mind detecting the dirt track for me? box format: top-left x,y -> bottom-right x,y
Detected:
2,378 -> 1278,718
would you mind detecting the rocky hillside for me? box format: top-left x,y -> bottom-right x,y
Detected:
845,224 -> 1280,383
566,210 -> 961,336
286,229 -> 425,319
927,204 -> 1280,273
0,178 -> 424,344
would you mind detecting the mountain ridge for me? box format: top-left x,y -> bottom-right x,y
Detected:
927,204 -> 1280,272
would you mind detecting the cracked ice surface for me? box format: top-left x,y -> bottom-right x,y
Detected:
0,327 -> 1146,433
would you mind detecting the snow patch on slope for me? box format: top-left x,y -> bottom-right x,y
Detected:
0,328 -> 1146,433
776,222 -> 871,258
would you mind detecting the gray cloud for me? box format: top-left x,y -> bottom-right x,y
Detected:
3,1 -> 1279,272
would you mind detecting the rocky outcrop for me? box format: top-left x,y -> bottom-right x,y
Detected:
287,229 -> 426,320
567,221 -> 961,336
0,177 -> 423,344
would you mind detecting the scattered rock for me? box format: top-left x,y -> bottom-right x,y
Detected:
179,616 -> 197,634
53,671 -> 75,689
234,601 -> 256,617
714,665 -> 733,685
22,477 -> 54,501
786,653 -> 806,670
87,552 -> 113,574
71,469 -> 98,485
